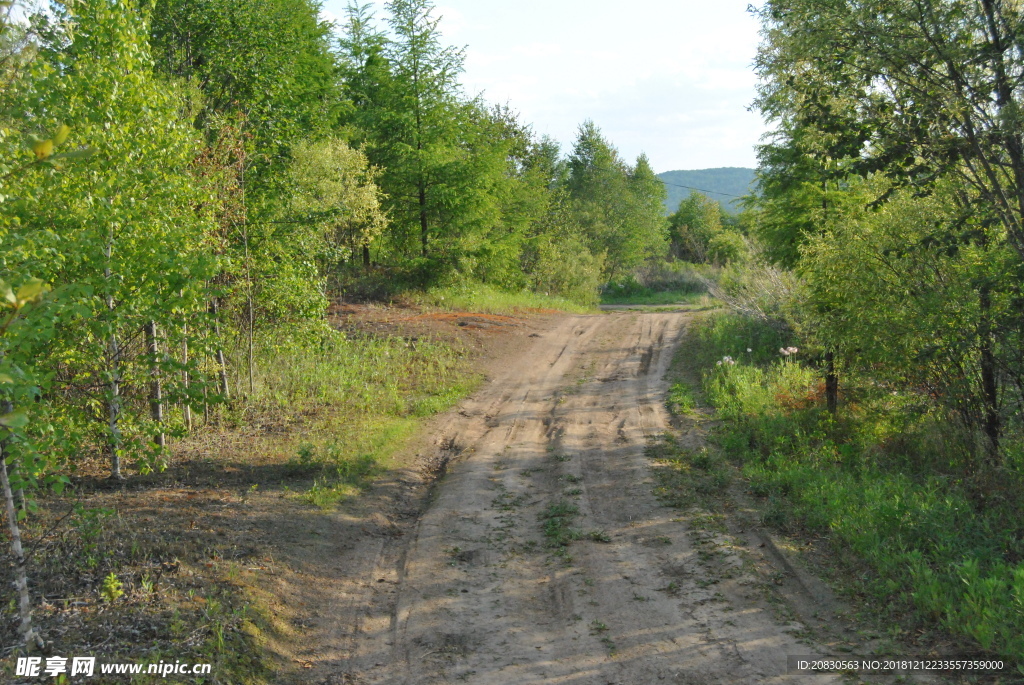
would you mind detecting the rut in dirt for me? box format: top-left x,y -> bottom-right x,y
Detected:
327,310 -> 843,685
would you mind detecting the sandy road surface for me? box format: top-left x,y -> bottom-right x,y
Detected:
283,310 -> 846,685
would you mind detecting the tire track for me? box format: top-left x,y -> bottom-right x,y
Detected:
330,311 -> 846,685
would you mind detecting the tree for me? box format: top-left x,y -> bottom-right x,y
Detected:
754,0 -> 1024,264
150,0 -> 340,188
566,121 -> 667,279
670,192 -> 722,263
753,0 -> 1024,450
375,0 -> 467,260
287,137 -> 388,275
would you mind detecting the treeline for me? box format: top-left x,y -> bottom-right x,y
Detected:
0,0 -> 671,647
693,0 -> 1024,661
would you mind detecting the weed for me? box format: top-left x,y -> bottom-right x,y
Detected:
667,382 -> 696,414
559,474 -> 583,484
589,619 -> 609,633
539,501 -> 583,551
587,530 -> 611,543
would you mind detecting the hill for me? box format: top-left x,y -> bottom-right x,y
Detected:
657,167 -> 756,215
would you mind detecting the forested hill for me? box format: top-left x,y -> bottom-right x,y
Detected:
657,167 -> 755,214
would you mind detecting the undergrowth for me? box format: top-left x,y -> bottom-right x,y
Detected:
692,310 -> 1024,666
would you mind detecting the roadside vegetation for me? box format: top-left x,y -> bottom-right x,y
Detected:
644,0 -> 1024,667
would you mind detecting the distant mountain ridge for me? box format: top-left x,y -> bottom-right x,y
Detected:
657,167 -> 756,215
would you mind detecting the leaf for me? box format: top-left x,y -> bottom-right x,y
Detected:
0,409 -> 28,429
15,278 -> 47,305
52,124 -> 70,146
0,373 -> 13,383
32,138 -> 54,160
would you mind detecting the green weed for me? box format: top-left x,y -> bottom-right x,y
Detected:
540,501 -> 583,549
667,382 -> 696,414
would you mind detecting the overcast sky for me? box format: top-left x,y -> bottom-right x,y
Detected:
320,1 -> 769,174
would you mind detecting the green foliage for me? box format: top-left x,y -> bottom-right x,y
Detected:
3,0 -> 221,479
799,178 -> 1022,455
670,192 -> 748,265
693,310 -> 1024,663
150,0 -> 339,187
670,192 -> 721,262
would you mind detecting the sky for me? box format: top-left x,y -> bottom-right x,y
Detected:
319,0 -> 770,174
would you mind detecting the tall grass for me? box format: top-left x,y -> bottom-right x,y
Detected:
225,323 -> 480,506
245,323 -> 475,418
693,311 -> 1024,664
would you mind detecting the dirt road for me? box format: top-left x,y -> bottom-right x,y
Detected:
275,310 -> 847,684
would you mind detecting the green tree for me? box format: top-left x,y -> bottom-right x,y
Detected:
567,121 -> 667,279
670,192 -> 722,263
5,0 -> 219,478
287,137 -> 388,276
150,0 -> 340,187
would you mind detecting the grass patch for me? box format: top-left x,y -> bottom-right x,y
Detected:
244,322 -> 477,421
411,283 -> 592,315
294,418 -> 417,507
237,323 -> 481,507
648,436 -> 732,510
2,317 -> 482,681
667,382 -> 696,414
692,310 -> 1024,664
601,290 -> 709,306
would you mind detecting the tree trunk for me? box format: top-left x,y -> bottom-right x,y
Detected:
978,284 -> 1001,463
209,299 -> 230,401
145,321 -> 165,451
104,262 -> 123,481
419,184 -> 428,258
825,350 -> 838,415
362,244 -> 371,268
182,327 -> 192,433
1,401 -> 45,651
